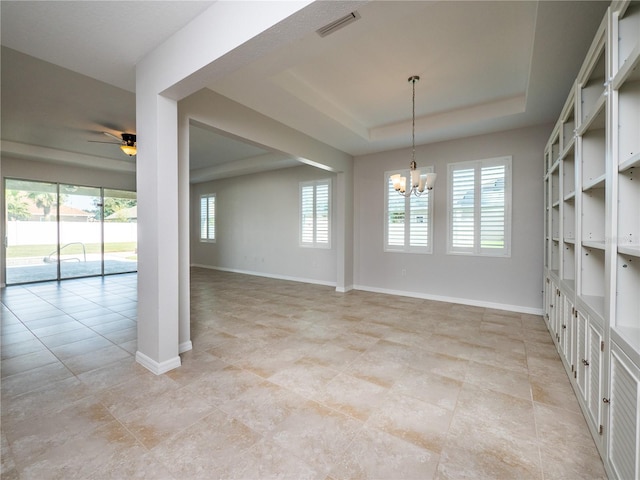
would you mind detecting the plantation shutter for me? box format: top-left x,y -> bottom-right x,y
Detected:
387,177 -> 405,247
301,184 -> 314,244
200,194 -> 215,241
409,194 -> 429,247
384,169 -> 433,253
448,157 -> 511,256
451,168 -> 475,250
300,180 -> 331,247
480,164 -> 505,250
315,182 -> 329,244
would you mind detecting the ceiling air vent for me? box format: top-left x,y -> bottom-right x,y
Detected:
316,12 -> 360,38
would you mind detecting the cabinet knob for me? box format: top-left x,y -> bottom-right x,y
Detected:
582,359 -> 590,366
602,398 -> 610,404
562,324 -> 567,329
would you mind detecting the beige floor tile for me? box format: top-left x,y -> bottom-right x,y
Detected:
270,401 -> 364,475
217,380 -> 309,435
119,386 -> 214,449
530,371 -> 582,412
318,372 -> 388,421
392,367 -> 463,411
0,270 -> 607,479
368,390 -> 452,454
151,408 -> 261,479
464,360 -> 532,400
268,358 -> 340,400
1,362 -> 73,399
438,422 -> 542,480
228,437 -> 323,480
330,425 -> 440,480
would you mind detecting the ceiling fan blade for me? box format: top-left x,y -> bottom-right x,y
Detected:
103,132 -> 123,142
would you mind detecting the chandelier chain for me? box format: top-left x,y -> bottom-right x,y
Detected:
412,77 -> 416,165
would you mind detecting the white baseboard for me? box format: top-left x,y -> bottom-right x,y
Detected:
336,284 -> 354,293
352,284 -> 543,316
189,265 -> 542,316
179,341 -> 193,354
191,264 -> 337,288
135,351 -> 181,375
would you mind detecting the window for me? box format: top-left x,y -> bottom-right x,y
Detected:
448,156 -> 511,256
300,179 -> 331,248
384,167 -> 434,253
200,194 -> 215,242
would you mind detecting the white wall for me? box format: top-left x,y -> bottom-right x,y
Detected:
353,124 -> 550,314
191,165 -> 337,286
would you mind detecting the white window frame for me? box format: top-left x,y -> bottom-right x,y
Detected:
300,179 -> 331,248
200,193 -> 216,243
384,167 -> 434,254
447,156 -> 512,257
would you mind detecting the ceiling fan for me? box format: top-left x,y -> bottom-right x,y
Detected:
89,132 -> 137,156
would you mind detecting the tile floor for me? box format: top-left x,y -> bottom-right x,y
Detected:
1,268 -> 607,479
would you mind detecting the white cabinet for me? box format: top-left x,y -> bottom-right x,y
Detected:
575,308 -> 604,433
607,341 -> 639,480
543,2 -> 640,478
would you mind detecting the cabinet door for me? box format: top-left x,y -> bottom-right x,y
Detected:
559,294 -> 573,362
576,310 -> 589,399
608,344 -> 640,480
586,320 -> 603,431
544,277 -> 552,325
562,295 -> 575,368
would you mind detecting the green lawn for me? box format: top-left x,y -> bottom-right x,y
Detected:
6,242 -> 136,258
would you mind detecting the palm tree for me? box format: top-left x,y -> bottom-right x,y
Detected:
27,192 -> 58,220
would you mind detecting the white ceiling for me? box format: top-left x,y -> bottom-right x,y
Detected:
0,1 -> 610,178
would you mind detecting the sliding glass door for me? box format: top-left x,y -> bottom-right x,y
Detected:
59,184 -> 103,279
5,179 -> 59,284
103,188 -> 137,275
4,179 -> 137,285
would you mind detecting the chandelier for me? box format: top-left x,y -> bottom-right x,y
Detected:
390,75 -> 436,197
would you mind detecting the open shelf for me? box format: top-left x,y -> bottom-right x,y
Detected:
615,1 -> 640,80
560,89 -> 576,152
619,245 -> 640,258
581,246 -> 605,306
580,44 -> 607,128
563,241 -> 576,282
563,147 -> 576,198
583,173 -> 606,191
583,240 -> 606,250
550,131 -> 561,165
616,253 -> 640,330
582,187 -> 605,243
618,166 -> 639,253
581,114 -> 606,187
617,79 -> 640,165
551,239 -> 560,273
619,152 -> 640,172
563,196 -> 575,241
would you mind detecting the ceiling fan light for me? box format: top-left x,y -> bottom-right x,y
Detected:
120,144 -> 137,156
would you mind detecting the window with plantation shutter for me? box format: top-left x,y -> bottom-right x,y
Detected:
200,194 -> 215,242
448,156 -> 511,256
384,168 -> 434,254
300,179 -> 331,248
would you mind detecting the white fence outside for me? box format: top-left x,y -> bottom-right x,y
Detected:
6,221 -> 137,246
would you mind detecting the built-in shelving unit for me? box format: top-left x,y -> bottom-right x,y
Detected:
543,3 -> 640,479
